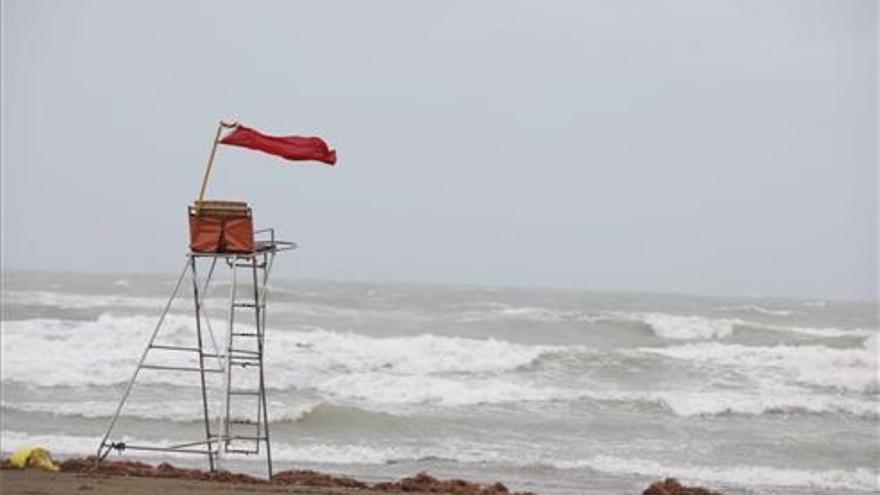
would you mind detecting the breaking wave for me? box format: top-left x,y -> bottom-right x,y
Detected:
0,315 -> 561,388
640,338 -> 879,394
716,304 -> 795,316
607,311 -> 874,340
455,304 -> 871,340
563,455 -> 877,492
0,399 -> 321,423
617,390 -> 878,418
2,315 -> 876,418
1,290 -> 169,310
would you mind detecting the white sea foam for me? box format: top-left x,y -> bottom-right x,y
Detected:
1,430 -> 109,457
316,373 -> 579,407
0,430 -> 207,460
454,303 -> 586,323
0,430 -> 490,466
270,301 -> 428,321
640,340 -> 880,394
640,313 -> 736,339
0,315 -> 559,389
0,314 -> 226,387
606,311 -> 874,340
456,304 -> 870,343
3,314 -> 876,419
717,304 -> 795,316
804,300 -> 829,308
2,430 -> 874,491
634,390 -> 877,418
1,400 -> 208,422
1,290 -> 167,310
563,455 -> 878,492
269,327 -> 558,377
0,399 -> 319,423
5,385 -> 874,421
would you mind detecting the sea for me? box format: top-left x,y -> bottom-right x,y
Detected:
1,270 -> 877,494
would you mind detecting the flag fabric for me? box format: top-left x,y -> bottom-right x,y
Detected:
219,125 -> 337,165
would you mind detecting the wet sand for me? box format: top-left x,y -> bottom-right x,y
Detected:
0,458 -> 723,495
0,469 -> 392,495
0,458 -> 530,495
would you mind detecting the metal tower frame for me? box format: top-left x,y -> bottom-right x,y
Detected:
97,229 -> 294,477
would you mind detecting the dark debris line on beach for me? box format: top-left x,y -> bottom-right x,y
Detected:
2,457 -> 723,495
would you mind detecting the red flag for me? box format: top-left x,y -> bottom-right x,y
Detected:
219,125 -> 337,165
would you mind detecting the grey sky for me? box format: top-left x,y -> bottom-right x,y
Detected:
1,0 -> 877,300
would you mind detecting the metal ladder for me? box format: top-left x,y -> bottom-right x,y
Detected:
97,233 -> 293,478
220,253 -> 273,468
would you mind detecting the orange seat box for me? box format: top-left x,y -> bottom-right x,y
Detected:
188,200 -> 255,253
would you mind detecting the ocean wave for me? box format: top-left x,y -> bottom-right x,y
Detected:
1,290 -> 169,310
315,373 -> 579,407
0,314 -> 214,387
0,399 -> 321,423
452,304 -> 869,340
0,315 -> 560,388
268,326 -> 560,377
716,304 -> 795,316
455,303 -> 593,323
639,339 -> 879,395
803,300 -> 828,308
6,290 -> 870,343
563,455 -> 877,492
605,311 -> 874,340
295,368 -> 875,418
0,430 -> 490,466
4,385 -> 874,421
625,390 -> 877,418
270,301 -> 428,321
640,313 -> 735,339
0,315 -> 878,420
1,431 -> 109,457
0,289 -> 427,322
3,315 -> 875,419
1,430 -> 874,491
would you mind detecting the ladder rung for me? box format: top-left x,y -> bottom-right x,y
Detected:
232,332 -> 259,337
148,345 -> 221,359
229,354 -> 260,361
141,364 -> 223,374
229,419 -> 259,425
229,390 -> 261,396
229,348 -> 260,356
227,436 -> 267,441
233,302 -> 258,308
149,344 -> 199,352
225,449 -> 258,455
228,357 -> 260,364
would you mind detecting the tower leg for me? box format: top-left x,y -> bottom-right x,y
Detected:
257,253 -> 273,478
97,259 -> 190,460
190,257 -> 215,471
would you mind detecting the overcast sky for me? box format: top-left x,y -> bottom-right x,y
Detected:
1,0 -> 877,300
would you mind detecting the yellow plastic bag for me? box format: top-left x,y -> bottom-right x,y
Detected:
8,446 -> 60,471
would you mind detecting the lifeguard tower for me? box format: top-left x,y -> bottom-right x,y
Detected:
97,121 -> 336,477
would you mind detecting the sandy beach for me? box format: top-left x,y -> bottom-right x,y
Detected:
0,457 -> 531,495
0,462 -> 723,495
0,469 -> 376,495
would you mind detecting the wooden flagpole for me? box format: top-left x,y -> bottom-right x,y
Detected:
196,120 -> 237,214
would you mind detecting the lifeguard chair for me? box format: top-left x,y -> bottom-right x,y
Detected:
97,121 -> 336,477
